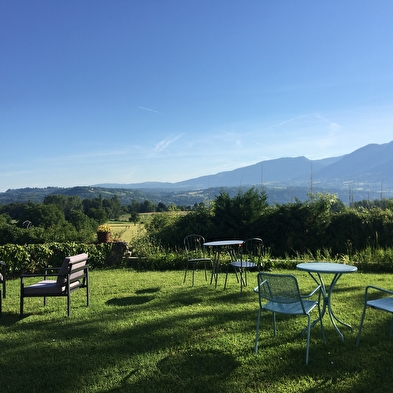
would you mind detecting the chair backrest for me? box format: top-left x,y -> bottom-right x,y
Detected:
56,253 -> 89,287
184,234 -> 206,260
241,237 -> 263,263
256,272 -> 303,307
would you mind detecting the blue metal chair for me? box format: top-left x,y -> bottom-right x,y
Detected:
224,238 -> 263,293
356,285 -> 393,347
254,272 -> 322,365
183,235 -> 212,286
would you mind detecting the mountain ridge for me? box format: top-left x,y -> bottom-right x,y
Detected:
1,141 -> 392,206
95,141 -> 393,190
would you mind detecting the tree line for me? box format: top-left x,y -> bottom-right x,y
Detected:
1,188 -> 393,259
144,188 -> 393,258
0,194 -> 178,245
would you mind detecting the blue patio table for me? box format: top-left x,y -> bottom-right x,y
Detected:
296,262 -> 358,342
203,240 -> 243,288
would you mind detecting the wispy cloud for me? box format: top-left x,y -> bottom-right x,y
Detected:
154,134 -> 183,154
266,114 -> 311,130
138,106 -> 164,114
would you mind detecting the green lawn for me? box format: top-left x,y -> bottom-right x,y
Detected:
1,268 -> 393,392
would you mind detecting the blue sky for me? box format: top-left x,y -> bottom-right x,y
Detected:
1,1 -> 393,192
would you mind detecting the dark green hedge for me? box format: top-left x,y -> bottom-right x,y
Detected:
0,242 -> 118,274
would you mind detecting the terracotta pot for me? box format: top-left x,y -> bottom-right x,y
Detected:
97,232 -> 111,243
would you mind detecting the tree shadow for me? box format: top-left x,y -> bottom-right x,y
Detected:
106,287 -> 161,306
105,349 -> 240,393
135,287 -> 161,295
106,295 -> 155,306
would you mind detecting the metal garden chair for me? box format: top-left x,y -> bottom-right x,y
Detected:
0,261 -> 5,317
224,237 -> 263,293
356,285 -> 393,347
254,272 -> 323,365
183,234 -> 212,286
20,253 -> 89,317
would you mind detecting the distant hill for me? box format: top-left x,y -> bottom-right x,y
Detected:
1,141 -> 392,206
96,141 -> 393,191
312,141 -> 393,185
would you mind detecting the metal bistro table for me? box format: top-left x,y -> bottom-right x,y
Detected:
296,262 -> 358,342
203,240 -> 244,288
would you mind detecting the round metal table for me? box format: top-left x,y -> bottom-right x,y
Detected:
296,262 -> 358,342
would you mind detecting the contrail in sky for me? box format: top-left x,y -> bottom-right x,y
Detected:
138,106 -> 163,114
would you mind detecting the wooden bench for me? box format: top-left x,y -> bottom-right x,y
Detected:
20,253 -> 89,317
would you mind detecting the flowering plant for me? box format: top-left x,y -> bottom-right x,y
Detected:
97,224 -> 111,233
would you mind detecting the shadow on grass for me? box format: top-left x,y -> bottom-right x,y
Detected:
3,272 -> 393,392
105,349 -> 240,393
0,312 -> 20,326
106,295 -> 155,306
157,349 -> 239,377
135,287 -> 161,295
107,287 -> 161,306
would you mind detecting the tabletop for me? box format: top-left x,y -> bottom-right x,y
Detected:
296,262 -> 358,274
204,240 -> 244,247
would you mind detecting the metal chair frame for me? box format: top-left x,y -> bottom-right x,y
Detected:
356,285 -> 393,347
254,272 -> 323,365
183,234 -> 212,286
224,238 -> 263,293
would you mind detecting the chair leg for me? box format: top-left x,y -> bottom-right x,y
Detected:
224,265 -> 229,289
86,271 -> 90,307
239,269 -> 247,287
254,309 -> 262,353
272,312 -> 277,336
305,314 -> 311,365
318,291 -> 326,344
356,304 -> 368,347
67,293 -> 71,317
20,295 -> 23,317
234,267 -> 240,283
224,265 -> 243,290
183,266 -> 188,284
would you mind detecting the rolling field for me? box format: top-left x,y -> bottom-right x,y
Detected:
107,223 -> 144,243
107,212 -> 185,244
107,215 -> 147,243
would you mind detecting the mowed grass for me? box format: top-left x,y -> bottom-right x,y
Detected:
108,222 -> 143,243
1,268 -> 393,392
107,213 -> 160,243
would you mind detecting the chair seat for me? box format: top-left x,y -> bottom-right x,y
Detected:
367,298 -> 393,313
229,261 -> 257,269
264,299 -> 317,315
23,280 -> 82,295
